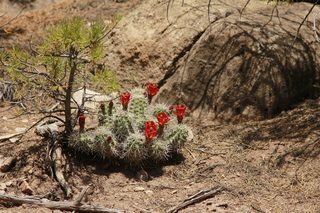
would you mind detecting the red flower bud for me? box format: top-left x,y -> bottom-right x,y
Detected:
106,136 -> 112,144
100,103 -> 106,115
109,100 -> 114,108
108,100 -> 114,115
79,115 -> 85,133
79,115 -> 85,125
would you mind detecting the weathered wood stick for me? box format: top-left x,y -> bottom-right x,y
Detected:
0,189 -> 132,213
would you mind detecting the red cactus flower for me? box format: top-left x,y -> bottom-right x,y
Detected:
175,104 -> 187,124
144,125 -> 158,139
144,125 -> 158,148
145,121 -> 156,128
147,83 -> 159,96
156,112 -> 170,136
156,112 -> 170,126
120,92 -> 131,111
79,115 -> 85,133
146,83 -> 159,103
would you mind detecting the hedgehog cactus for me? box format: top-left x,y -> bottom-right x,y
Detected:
69,132 -> 95,153
123,133 -> 147,164
148,139 -> 169,161
69,84 -> 192,166
128,97 -> 148,118
93,127 -> 119,158
167,124 -> 190,150
151,103 -> 170,117
112,111 -> 134,142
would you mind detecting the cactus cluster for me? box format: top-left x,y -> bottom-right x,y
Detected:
69,84 -> 191,165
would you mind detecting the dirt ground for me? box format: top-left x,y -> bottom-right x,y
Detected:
1,95 -> 320,213
1,1 -> 320,213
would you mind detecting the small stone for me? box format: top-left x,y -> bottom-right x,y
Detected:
21,119 -> 28,123
145,190 -> 153,196
136,170 -> 149,182
9,137 -> 20,143
20,180 -> 34,195
5,181 -> 13,187
0,183 -> 7,191
0,156 -> 16,172
15,128 -> 26,132
171,190 -> 178,194
134,187 -> 145,192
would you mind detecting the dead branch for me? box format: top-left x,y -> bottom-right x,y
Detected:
0,6 -> 25,28
0,132 -> 24,142
192,148 -> 226,156
240,0 -> 250,19
35,119 -> 71,198
251,204 -> 266,213
52,145 -> 71,199
292,0 -> 319,47
313,9 -> 320,42
0,187 -> 133,213
167,186 -> 232,213
262,2 -> 281,28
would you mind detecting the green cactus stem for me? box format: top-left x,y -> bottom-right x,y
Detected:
148,139 -> 169,161
128,97 -> 148,118
167,124 -> 190,150
112,111 -> 134,142
123,133 -> 147,164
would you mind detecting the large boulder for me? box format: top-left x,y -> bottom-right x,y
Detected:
106,0 -> 320,123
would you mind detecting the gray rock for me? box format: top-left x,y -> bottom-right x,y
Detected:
105,0 -> 320,123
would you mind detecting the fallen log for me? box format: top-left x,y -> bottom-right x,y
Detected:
0,186 -> 133,213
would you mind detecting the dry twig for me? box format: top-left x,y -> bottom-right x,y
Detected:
167,186 -> 232,213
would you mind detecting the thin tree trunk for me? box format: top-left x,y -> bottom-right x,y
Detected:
64,61 -> 77,135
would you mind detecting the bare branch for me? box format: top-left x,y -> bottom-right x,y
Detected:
313,9 -> 320,42
167,186 -> 232,213
262,2 -> 281,28
292,0 -> 319,47
0,6 -> 25,28
207,0 -> 212,24
240,0 -> 251,19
